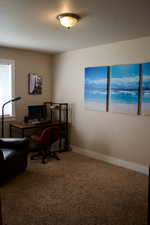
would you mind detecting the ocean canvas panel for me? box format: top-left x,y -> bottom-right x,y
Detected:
141,62 -> 150,114
84,66 -> 108,111
110,64 -> 140,114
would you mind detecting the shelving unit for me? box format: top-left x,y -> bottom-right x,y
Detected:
44,102 -> 70,152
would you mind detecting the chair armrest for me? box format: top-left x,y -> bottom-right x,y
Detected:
0,150 -> 4,162
0,150 -> 4,186
0,138 -> 29,149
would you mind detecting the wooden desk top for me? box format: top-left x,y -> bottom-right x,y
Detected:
10,120 -> 65,129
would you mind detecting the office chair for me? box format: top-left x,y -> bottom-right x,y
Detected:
30,126 -> 61,164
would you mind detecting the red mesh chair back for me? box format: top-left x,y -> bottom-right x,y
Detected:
31,125 -> 61,163
32,126 -> 61,146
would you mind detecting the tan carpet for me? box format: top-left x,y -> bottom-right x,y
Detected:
1,152 -> 148,225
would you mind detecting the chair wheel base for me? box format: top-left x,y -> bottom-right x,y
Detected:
31,151 -> 60,163
42,159 -> 46,164
54,155 -> 60,160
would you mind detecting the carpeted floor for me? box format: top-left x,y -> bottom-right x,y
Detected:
1,152 -> 148,225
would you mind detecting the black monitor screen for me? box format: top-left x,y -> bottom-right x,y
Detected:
28,105 -> 47,121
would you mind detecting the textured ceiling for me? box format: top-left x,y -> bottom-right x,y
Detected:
0,0 -> 150,53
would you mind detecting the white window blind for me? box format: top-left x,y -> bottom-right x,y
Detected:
0,60 -> 15,116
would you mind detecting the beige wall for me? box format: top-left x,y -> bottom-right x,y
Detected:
0,47 -> 52,135
52,36 -> 150,166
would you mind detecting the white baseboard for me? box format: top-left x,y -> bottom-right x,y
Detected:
72,145 -> 149,175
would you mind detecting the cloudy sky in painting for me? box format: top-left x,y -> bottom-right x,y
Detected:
85,66 -> 108,90
111,64 -> 140,90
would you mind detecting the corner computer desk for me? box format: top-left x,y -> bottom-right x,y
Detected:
10,120 -> 51,138
9,120 -> 70,151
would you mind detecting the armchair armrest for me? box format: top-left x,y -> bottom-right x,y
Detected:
0,150 -> 4,162
0,138 -> 29,149
0,149 -> 4,185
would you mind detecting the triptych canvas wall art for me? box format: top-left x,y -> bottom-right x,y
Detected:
84,62 -> 150,115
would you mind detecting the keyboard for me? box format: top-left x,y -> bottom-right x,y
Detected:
31,120 -> 51,125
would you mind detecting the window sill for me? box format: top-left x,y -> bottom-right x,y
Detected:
0,116 -> 16,122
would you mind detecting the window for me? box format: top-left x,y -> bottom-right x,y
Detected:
0,59 -> 15,117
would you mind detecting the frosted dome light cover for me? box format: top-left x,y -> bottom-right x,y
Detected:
56,13 -> 80,29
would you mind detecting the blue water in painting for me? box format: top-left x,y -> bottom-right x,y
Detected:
111,64 -> 140,105
111,90 -> 138,104
142,91 -> 150,103
85,88 -> 107,102
85,66 -> 108,103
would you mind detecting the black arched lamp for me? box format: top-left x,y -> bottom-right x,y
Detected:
1,97 -> 21,137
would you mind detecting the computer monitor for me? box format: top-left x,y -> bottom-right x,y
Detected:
28,105 -> 47,121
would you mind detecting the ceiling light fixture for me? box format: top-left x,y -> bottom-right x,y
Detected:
56,13 -> 80,29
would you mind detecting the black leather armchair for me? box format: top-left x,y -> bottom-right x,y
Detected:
0,138 -> 29,184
